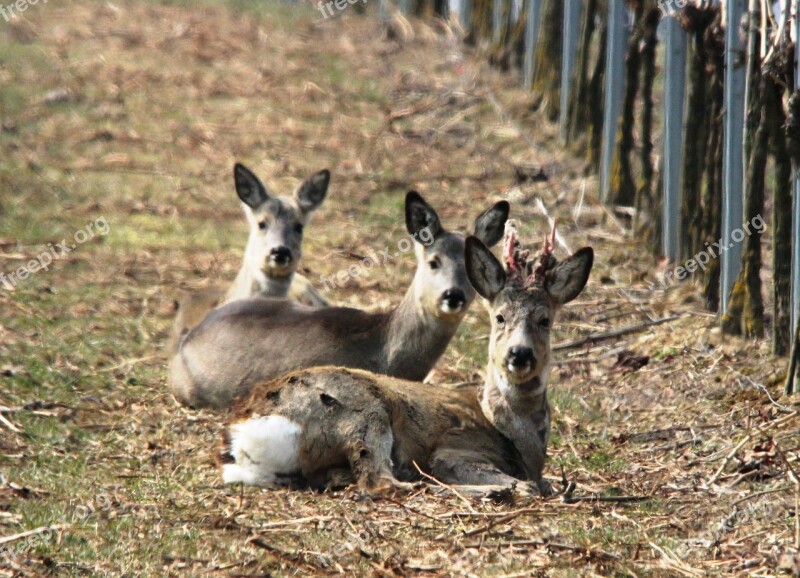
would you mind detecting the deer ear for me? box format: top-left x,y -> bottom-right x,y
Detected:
465,236 -> 506,301
405,191 -> 443,239
546,247 -> 593,305
234,163 -> 269,209
473,201 -> 509,247
295,169 -> 330,214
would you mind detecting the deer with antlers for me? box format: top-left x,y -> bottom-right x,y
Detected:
218,222 -> 593,495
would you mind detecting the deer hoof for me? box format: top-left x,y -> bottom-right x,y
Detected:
369,476 -> 416,496
535,478 -> 553,497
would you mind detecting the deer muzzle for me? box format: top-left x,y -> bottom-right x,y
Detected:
439,288 -> 466,314
267,246 -> 294,273
505,345 -> 535,375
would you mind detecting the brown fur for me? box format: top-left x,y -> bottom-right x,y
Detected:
219,233 -> 593,494
165,273 -> 324,356
221,366 -> 526,491
168,193 -> 509,409
165,164 -> 330,357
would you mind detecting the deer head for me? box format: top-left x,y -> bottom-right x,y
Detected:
234,163 -> 329,280
405,192 -> 509,322
466,222 -> 593,399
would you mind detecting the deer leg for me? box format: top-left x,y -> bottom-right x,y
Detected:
430,449 -> 550,496
307,467 -> 356,491
513,436 -> 547,484
430,449 -> 521,486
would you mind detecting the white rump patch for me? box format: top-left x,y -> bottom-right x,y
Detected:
222,415 -> 302,486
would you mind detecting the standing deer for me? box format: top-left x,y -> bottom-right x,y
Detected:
167,163 -> 330,355
218,225 -> 593,494
168,192 -> 510,409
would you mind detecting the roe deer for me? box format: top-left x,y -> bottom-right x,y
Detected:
218,225 -> 593,494
167,163 -> 330,354
168,192 -> 510,409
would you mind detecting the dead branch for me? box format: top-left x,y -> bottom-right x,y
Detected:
553,316 -> 683,351
464,538 -> 620,560
0,525 -> 68,546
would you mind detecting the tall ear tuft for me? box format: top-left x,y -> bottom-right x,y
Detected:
545,247 -> 593,305
405,191 -> 443,239
473,201 -> 510,247
465,236 -> 506,301
234,163 -> 270,209
295,169 -> 330,214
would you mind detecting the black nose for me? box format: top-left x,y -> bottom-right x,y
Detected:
441,289 -> 466,309
507,346 -> 535,368
269,246 -> 292,266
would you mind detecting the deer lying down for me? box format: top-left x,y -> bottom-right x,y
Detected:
169,192 -> 509,409
166,163 -> 330,355
219,227 -> 593,494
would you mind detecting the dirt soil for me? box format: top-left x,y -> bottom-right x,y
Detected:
0,1 -> 798,576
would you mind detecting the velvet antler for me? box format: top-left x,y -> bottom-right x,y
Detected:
527,221 -> 556,286
502,220 -> 557,289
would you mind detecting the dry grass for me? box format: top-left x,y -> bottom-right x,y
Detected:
0,1 -> 798,576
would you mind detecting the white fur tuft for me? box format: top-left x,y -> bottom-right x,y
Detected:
493,367 -> 511,395
222,415 -> 302,486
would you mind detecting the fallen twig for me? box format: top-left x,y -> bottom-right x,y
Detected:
726,366 -> 795,412
256,515 -> 336,529
0,524 -> 68,546
706,412 -> 799,487
0,413 -> 21,435
649,542 -> 704,577
464,538 -> 619,560
561,494 -> 650,505
554,316 -> 682,351
434,507 -> 555,519
248,537 -> 325,571
705,435 -> 752,488
461,508 -> 539,537
412,462 -> 477,514
624,426 -> 691,444
730,485 -> 791,507
382,497 -> 441,521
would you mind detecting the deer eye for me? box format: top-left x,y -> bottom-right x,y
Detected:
539,318 -> 551,329
294,223 -> 304,234
428,259 -> 440,270
258,221 -> 268,230
495,314 -> 506,328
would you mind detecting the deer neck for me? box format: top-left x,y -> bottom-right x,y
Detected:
480,366 -> 551,480
383,281 -> 461,378
225,246 -> 294,303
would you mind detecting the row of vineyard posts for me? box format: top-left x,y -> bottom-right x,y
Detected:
380,0 -> 800,394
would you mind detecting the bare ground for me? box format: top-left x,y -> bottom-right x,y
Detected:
0,1 -> 798,576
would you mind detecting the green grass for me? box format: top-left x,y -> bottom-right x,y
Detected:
0,1 -> 794,576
